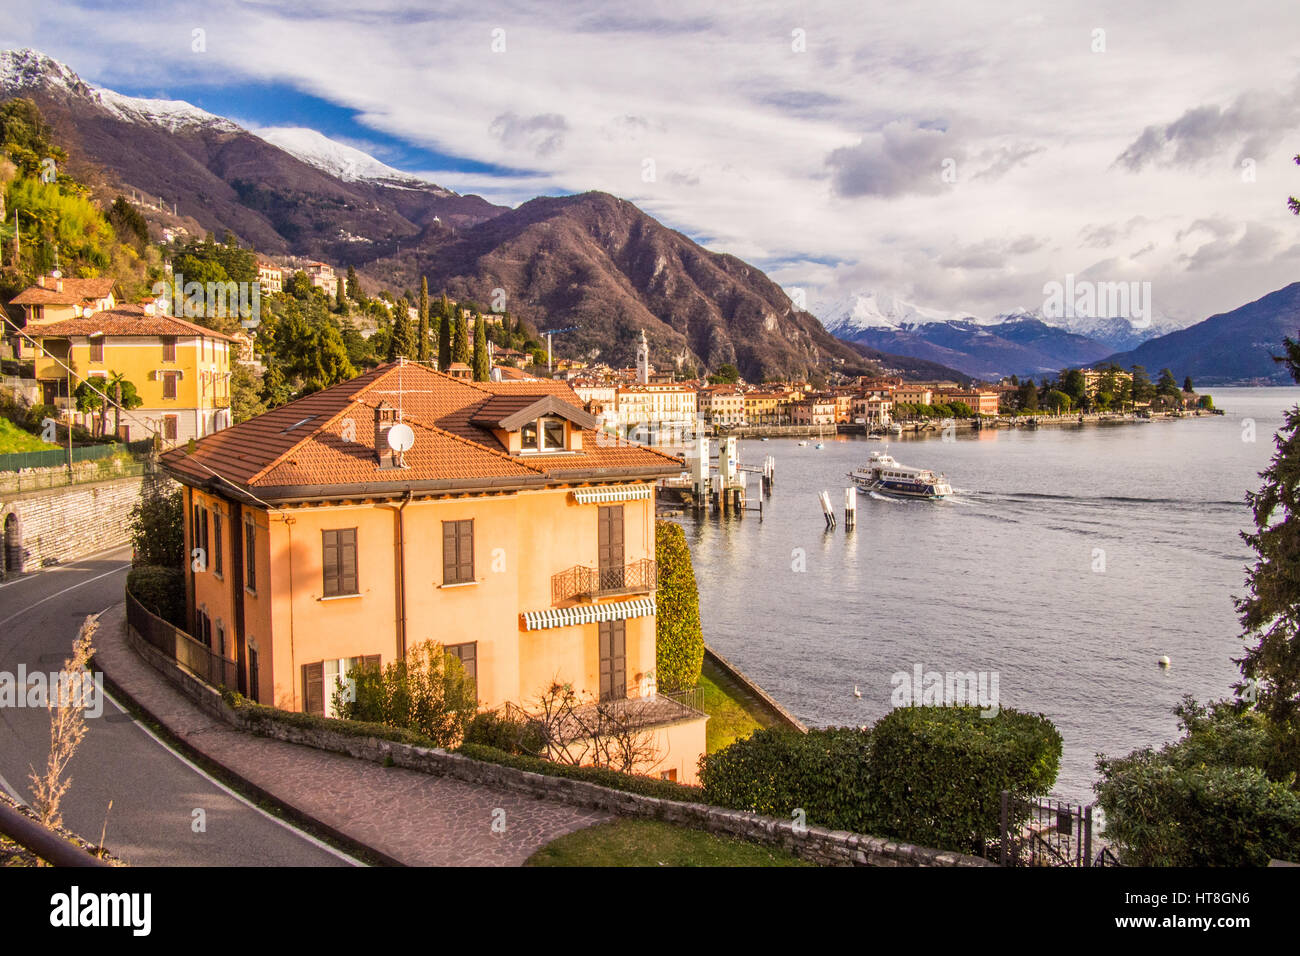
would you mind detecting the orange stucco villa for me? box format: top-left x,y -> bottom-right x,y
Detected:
162,361 -> 708,783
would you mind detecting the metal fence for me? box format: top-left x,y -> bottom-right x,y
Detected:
126,590 -> 239,690
0,437 -> 153,473
996,791 -> 1122,867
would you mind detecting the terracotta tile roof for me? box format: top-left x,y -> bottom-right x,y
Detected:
163,362 -> 682,500
33,304 -> 238,341
10,277 -> 117,306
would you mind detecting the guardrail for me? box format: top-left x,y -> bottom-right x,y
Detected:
0,800 -> 109,867
0,437 -> 154,473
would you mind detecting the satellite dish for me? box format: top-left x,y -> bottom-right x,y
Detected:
387,423 -> 415,452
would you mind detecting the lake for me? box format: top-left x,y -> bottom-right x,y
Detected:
679,387 -> 1299,803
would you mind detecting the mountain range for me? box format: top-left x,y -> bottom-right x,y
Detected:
1100,282 -> 1300,386
816,291 -> 1185,381
0,48 -> 912,383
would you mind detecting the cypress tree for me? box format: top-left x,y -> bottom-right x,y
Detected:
453,310 -> 470,365
473,311 -> 490,380
389,298 -> 413,360
438,311 -> 452,371
417,277 -> 430,362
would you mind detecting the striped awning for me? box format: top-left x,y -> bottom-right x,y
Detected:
522,597 -> 656,631
571,486 -> 652,505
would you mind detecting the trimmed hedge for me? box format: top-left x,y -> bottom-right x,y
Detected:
126,565 -> 186,627
464,710 -> 546,757
699,707 -> 1062,855
457,742 -> 703,803
222,690 -> 437,749
868,706 -> 1061,853
655,520 -> 704,692
699,727 -> 874,831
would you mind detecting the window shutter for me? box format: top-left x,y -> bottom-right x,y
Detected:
322,529 -> 339,596
458,520 -> 474,583
341,528 -> 357,594
304,662 -> 323,715
362,654 -> 381,671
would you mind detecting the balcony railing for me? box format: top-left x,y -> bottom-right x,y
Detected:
552,558 -> 657,605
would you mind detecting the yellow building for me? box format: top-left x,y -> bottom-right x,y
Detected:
162,363 -> 708,784
30,302 -> 235,442
7,275 -> 118,359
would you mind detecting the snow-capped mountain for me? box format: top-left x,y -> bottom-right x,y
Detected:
254,126 -> 449,192
0,47 -> 505,258
816,290 -> 979,334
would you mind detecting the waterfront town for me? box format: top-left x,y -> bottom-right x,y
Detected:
0,14 -> 1293,901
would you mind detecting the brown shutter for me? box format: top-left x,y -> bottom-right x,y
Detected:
442,521 -> 458,582
322,529 -> 339,596
457,521 -> 473,583
304,662 -> 323,715
363,654 -> 381,671
340,528 -> 357,594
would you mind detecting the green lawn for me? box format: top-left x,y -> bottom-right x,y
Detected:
0,418 -> 58,454
699,655 -> 782,753
525,819 -> 812,867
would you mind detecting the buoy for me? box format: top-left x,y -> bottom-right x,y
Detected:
853,684 -> 862,698
1158,656 -> 1171,668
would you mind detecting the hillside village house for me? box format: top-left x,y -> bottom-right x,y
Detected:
29,302 -> 236,441
161,362 -> 707,783
6,274 -> 118,359
697,385 -> 745,427
6,273 -> 235,441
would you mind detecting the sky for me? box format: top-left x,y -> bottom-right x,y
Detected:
3,0 -> 1300,326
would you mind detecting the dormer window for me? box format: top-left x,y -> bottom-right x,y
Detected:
521,415 -> 567,453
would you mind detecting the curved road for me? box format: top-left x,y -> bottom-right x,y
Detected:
0,545 -> 355,866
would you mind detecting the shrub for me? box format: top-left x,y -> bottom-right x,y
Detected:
464,709 -> 546,757
699,727 -> 874,832
1095,697 -> 1300,865
457,742 -> 702,802
126,565 -> 186,627
1094,757 -> 1300,866
867,706 -> 1062,854
128,483 -> 184,567
337,641 -> 477,747
655,520 -> 704,692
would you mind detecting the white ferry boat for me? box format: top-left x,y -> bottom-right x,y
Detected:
849,452 -> 952,500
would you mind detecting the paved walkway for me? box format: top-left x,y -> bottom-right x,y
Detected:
94,604 -> 611,866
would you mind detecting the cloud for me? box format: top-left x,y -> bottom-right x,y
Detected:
825,120 -> 958,198
488,112 -> 568,157
937,235 -> 1047,270
1114,81 -> 1300,171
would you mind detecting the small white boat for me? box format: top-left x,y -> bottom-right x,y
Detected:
815,442 -> 824,449
891,423 -> 903,435
798,440 -> 808,447
849,451 -> 952,500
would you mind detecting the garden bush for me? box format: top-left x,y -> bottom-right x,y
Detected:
464,709 -> 546,757
699,727 -> 875,832
867,706 -> 1062,854
457,742 -> 702,802
1095,698 -> 1300,865
126,565 -> 186,627
336,641 -> 477,747
655,520 -> 704,692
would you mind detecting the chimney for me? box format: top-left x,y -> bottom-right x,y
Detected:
373,401 -> 399,467
37,275 -> 45,288
56,279 -> 63,293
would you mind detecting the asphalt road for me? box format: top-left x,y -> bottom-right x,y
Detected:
0,545 -> 355,866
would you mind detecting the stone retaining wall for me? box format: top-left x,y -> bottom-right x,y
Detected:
122,625 -> 991,867
1,475 -> 143,573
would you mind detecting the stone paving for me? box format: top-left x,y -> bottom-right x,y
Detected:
93,604 -> 611,866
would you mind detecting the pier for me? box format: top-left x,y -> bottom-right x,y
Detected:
658,436 -> 772,518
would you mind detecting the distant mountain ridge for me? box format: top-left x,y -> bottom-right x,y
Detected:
818,289 -> 1185,380
1101,282 -> 1300,385
3,47 -> 970,381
